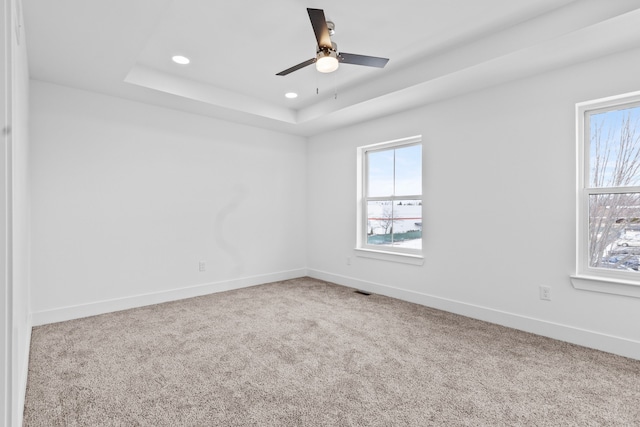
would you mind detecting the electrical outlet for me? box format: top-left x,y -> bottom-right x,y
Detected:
539,286 -> 551,301
346,257 -> 352,265
199,261 -> 206,272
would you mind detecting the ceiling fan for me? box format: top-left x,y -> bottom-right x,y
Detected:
276,8 -> 389,76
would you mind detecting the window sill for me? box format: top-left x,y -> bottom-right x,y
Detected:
354,248 -> 424,265
570,275 -> 640,298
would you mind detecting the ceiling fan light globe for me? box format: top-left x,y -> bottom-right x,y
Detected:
316,55 -> 339,73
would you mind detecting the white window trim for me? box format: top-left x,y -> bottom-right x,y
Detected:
354,247 -> 424,265
573,90 -> 640,298
356,135 -> 423,263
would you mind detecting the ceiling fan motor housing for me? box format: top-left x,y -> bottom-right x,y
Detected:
317,42 -> 338,55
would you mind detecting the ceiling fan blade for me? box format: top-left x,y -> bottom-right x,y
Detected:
339,52 -> 389,68
276,58 -> 317,76
307,8 -> 332,49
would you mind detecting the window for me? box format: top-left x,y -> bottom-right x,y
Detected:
574,91 -> 640,297
357,136 -> 422,260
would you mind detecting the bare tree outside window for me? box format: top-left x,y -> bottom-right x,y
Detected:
588,106 -> 640,271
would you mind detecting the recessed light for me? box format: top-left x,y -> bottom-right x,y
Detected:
285,92 -> 298,99
171,55 -> 190,65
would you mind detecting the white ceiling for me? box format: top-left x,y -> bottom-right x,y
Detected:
22,0 -> 640,136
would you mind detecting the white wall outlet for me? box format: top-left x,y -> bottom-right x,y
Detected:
539,286 -> 551,301
346,257 -> 352,265
199,261 -> 206,272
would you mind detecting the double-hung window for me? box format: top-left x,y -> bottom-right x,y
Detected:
574,91 -> 640,297
357,136 -> 423,261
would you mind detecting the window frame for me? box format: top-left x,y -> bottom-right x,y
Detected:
573,91 -> 640,297
356,135 -> 423,262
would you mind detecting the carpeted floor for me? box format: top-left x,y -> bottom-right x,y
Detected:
23,277 -> 640,426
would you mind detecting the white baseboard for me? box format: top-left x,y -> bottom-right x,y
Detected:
308,269 -> 640,361
31,269 -> 308,326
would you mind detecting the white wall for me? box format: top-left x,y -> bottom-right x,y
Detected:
30,81 -> 307,324
2,0 -> 31,425
307,47 -> 640,360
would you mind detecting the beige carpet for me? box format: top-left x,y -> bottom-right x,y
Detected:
23,277 -> 640,426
